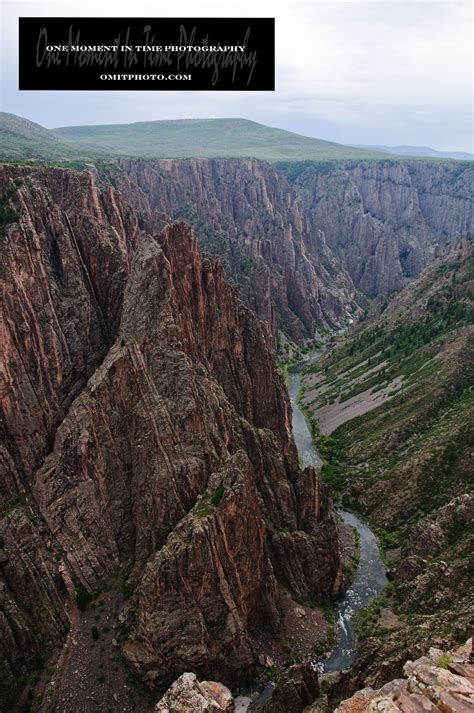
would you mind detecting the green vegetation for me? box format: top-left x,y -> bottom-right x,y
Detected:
3,112 -> 469,167
354,593 -> 389,640
274,160 -> 339,181
0,112 -> 103,161
256,666 -> 281,685
193,484 -> 226,517
52,117 -> 395,161
193,495 -> 214,518
0,111 -> 396,163
210,483 -> 225,507
75,586 -> 92,611
436,653 -> 453,669
314,625 -> 336,656
296,387 -> 346,496
321,602 -> 335,625
0,181 -> 20,237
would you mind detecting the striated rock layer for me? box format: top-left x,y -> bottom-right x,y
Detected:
0,165 -> 344,704
116,158 -> 357,343
116,158 -> 473,343
293,159 -> 473,296
331,638 -> 474,713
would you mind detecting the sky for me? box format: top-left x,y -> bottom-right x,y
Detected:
1,0 -> 472,152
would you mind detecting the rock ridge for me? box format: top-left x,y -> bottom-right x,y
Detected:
0,164 -> 344,704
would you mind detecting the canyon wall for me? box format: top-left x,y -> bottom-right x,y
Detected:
116,158 -> 357,344
300,237 -> 473,701
293,159 -> 473,295
116,158 -> 473,343
0,165 -> 343,704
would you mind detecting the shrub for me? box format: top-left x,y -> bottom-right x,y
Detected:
436,653 -> 452,669
210,483 -> 225,506
91,626 -> 100,640
76,587 -> 91,611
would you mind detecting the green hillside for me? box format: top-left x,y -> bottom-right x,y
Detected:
53,117 -> 391,161
300,238 -> 473,690
302,238 -> 473,515
0,112 -> 102,161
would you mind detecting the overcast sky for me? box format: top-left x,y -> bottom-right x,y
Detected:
1,0 -> 472,152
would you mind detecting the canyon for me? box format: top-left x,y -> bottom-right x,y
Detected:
0,151 -> 472,713
115,158 -> 472,344
300,237 -> 473,705
0,164 -> 343,710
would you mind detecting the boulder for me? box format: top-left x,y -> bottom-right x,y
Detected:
155,672 -> 234,712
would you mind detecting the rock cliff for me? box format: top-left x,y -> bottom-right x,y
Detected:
0,165 -> 344,707
116,158 -> 356,344
116,158 -> 473,345
292,160 -> 473,295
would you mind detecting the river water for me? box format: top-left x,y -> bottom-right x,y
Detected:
287,357 -> 323,469
235,354 -> 387,709
287,355 -> 387,672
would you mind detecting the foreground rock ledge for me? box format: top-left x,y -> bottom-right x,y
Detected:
334,637 -> 474,713
155,672 -> 234,712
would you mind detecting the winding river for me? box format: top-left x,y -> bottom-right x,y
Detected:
235,353 -> 387,710
287,355 -> 387,672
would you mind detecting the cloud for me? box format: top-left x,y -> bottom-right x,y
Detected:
1,0 -> 472,151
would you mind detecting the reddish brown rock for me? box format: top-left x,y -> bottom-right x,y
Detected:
117,158 -> 473,344
0,165 -> 344,704
117,158 -> 356,342
331,639 -> 474,713
260,660 -> 319,713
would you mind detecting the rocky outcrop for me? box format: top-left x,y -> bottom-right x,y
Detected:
0,165 -> 344,704
333,638 -> 474,713
155,673 -> 234,712
261,660 -> 320,713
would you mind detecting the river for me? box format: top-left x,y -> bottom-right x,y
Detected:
288,354 -> 387,672
235,353 -> 387,710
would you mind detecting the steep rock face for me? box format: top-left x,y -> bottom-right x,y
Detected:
261,660 -> 319,713
117,158 -> 356,342
294,160 -> 473,295
0,165 -> 343,702
0,508 -> 70,697
117,158 -> 473,343
0,166 -> 140,495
